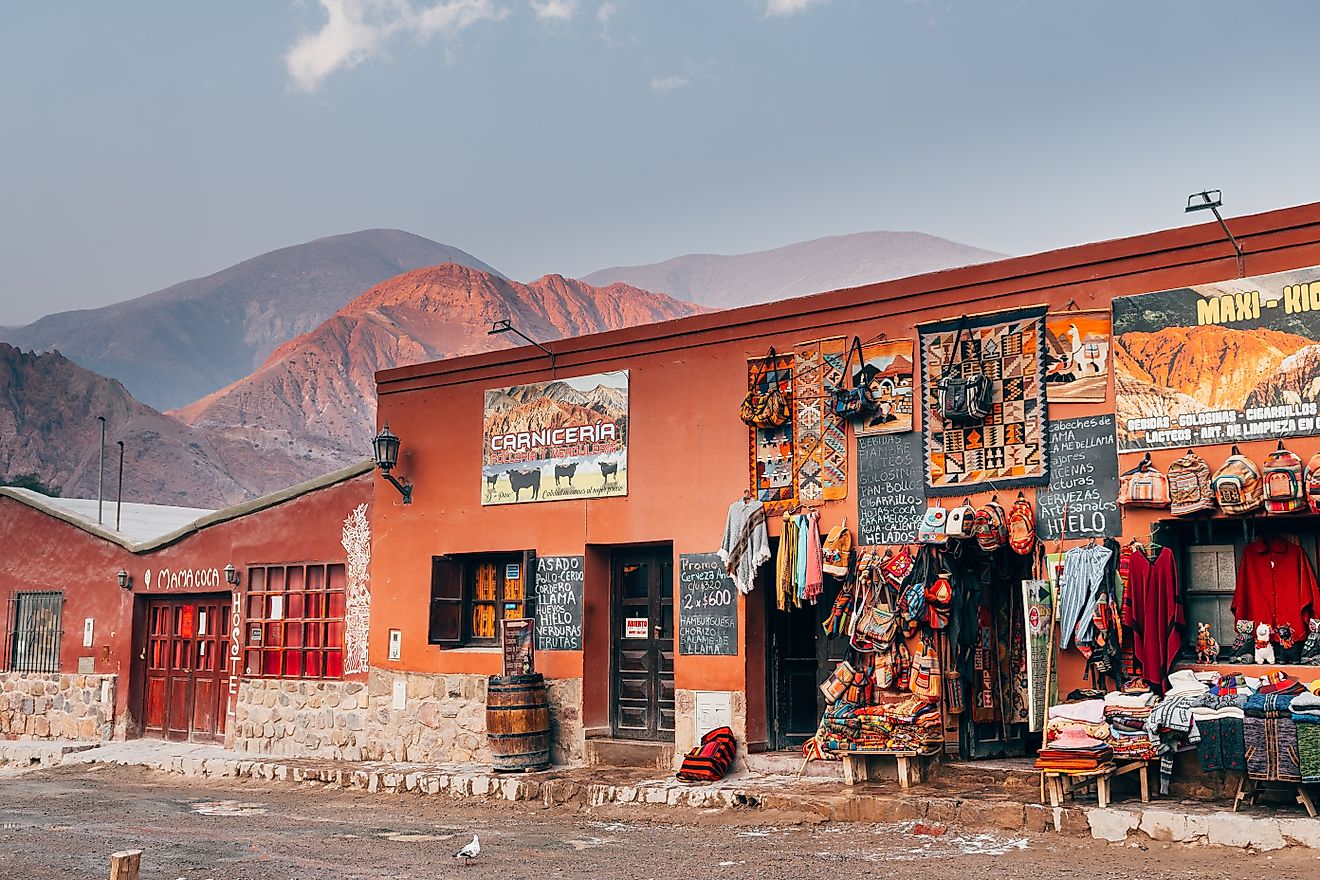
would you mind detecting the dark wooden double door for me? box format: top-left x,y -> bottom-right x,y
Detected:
141,595 -> 231,743
767,567 -> 848,750
611,548 -> 675,741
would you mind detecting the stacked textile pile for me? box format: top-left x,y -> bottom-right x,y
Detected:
1104,691 -> 1159,760
1144,670 -> 1213,794
1244,685 -> 1302,783
1191,674 -> 1251,773
817,694 -> 942,753
1292,691 -> 1320,784
1035,727 -> 1113,772
1044,699 -> 1111,744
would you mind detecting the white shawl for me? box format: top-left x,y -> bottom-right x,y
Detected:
719,497 -> 771,595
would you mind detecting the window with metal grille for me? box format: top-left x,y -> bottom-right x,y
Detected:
242,563 -> 346,679
7,591 -> 63,673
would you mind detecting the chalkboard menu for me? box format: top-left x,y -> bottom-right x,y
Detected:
677,553 -> 738,656
857,432 -> 925,546
533,555 -> 584,651
1036,414 -> 1120,539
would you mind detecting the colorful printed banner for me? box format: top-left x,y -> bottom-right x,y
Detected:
853,338 -> 916,435
481,371 -> 628,505
1114,265 -> 1320,451
1045,310 -> 1110,403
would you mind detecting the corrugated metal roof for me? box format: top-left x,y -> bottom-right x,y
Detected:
4,490 -> 215,543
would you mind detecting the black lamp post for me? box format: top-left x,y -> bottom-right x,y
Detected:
488,319 -> 556,373
373,423 -> 413,504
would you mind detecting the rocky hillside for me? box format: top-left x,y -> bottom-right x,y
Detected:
0,344 -> 327,508
2,229 -> 502,411
584,231 -> 1003,309
1115,325 -> 1314,412
173,265 -> 699,467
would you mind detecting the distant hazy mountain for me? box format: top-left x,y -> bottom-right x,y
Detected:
2,229 -> 503,411
0,343 -> 329,508
172,264 -> 702,468
583,231 -> 1004,309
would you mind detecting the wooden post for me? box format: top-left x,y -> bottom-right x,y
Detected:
109,850 -> 142,880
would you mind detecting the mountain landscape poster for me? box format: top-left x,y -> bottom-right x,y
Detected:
1113,265 -> 1320,451
482,371 -> 629,505
853,338 -> 915,436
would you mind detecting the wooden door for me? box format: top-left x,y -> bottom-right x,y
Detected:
767,571 -> 848,750
141,595 -> 231,743
610,548 -> 675,741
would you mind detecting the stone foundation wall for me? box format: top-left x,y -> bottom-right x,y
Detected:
230,670 -> 586,767
0,672 -> 117,741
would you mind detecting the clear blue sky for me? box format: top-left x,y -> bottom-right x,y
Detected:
3,1 -> 1319,325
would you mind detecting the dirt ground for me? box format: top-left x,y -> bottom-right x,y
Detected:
0,764 -> 1317,880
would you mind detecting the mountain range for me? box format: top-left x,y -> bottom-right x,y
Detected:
1,229 -> 501,411
583,231 -> 1003,309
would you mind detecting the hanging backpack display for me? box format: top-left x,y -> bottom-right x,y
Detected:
1006,493 -> 1036,555
935,322 -> 995,426
945,498 -> 977,539
739,347 -> 791,429
1212,445 -> 1264,515
821,518 -> 855,578
1306,451 -> 1320,514
1263,441 -> 1306,514
917,504 -> 949,545
972,497 -> 1009,552
1167,449 -> 1215,517
1118,454 -> 1170,508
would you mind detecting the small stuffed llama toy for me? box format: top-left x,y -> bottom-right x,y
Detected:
1254,622 -> 1276,665
1301,619 -> 1320,665
1195,622 -> 1220,664
1228,619 -> 1255,662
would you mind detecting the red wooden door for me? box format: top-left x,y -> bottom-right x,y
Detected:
142,595 -> 231,743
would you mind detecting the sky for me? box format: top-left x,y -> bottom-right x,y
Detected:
3,0 -> 1320,325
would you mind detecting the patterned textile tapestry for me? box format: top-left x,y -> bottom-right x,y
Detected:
1245,715 -> 1302,782
792,337 -> 848,503
919,306 -> 1049,495
1022,578 -> 1053,733
748,351 -> 796,513
853,338 -> 916,436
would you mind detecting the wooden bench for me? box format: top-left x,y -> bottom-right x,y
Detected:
1233,777 -> 1318,818
1040,759 -> 1150,809
836,746 -> 942,788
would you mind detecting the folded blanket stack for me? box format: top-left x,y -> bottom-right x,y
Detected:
1035,727 -> 1113,772
1103,692 -> 1158,760
819,695 -> 942,753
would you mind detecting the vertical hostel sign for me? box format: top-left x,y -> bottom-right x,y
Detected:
481,371 -> 629,505
1114,266 -> 1320,451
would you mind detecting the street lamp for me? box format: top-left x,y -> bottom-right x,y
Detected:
372,424 -> 413,504
489,319 -> 556,372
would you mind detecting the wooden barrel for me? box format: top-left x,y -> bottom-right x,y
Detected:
486,673 -> 552,772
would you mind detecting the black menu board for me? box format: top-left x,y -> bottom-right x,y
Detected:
857,432 -> 925,546
677,553 -> 738,656
1036,414 -> 1121,539
533,555 -> 584,651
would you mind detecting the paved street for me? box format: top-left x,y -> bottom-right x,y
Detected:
0,764 -> 1315,879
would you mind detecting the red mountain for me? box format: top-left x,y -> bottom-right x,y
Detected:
172,264 -> 701,467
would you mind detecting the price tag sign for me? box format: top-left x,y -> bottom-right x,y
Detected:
677,553 -> 738,655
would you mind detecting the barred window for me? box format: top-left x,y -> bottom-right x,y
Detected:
242,563 -> 345,679
7,591 -> 63,673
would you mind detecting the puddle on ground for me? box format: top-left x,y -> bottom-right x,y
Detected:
189,801 -> 268,816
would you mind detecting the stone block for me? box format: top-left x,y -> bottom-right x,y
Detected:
1203,812 -> 1286,851
957,800 -> 1025,831
1086,808 -> 1137,842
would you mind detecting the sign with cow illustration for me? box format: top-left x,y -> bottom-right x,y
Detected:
481,370 -> 629,505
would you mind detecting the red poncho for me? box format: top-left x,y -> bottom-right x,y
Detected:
1232,536 -> 1320,639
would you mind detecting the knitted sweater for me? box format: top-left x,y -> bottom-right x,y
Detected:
720,498 -> 772,595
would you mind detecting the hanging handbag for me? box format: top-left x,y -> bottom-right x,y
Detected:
909,642 -> 943,701
819,660 -> 856,704
936,322 -> 995,425
740,347 -> 792,429
922,571 -> 954,631
945,497 -> 976,539
878,545 -> 915,587
831,336 -> 879,421
850,571 -> 900,653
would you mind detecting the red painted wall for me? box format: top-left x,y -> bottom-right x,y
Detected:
371,203 -> 1320,727
0,472 -> 371,735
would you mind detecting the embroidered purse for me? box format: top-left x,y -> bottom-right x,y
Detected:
740,347 -> 791,429
917,504 -> 949,545
878,546 -> 915,587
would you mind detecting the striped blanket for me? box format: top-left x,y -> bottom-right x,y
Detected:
1245,716 -> 1301,782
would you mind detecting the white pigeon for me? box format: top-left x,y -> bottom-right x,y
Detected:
455,834 -> 480,865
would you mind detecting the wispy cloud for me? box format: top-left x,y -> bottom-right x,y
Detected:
764,0 -> 825,16
596,0 -> 616,23
650,75 -> 690,92
530,0 -> 577,20
286,0 -> 507,92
